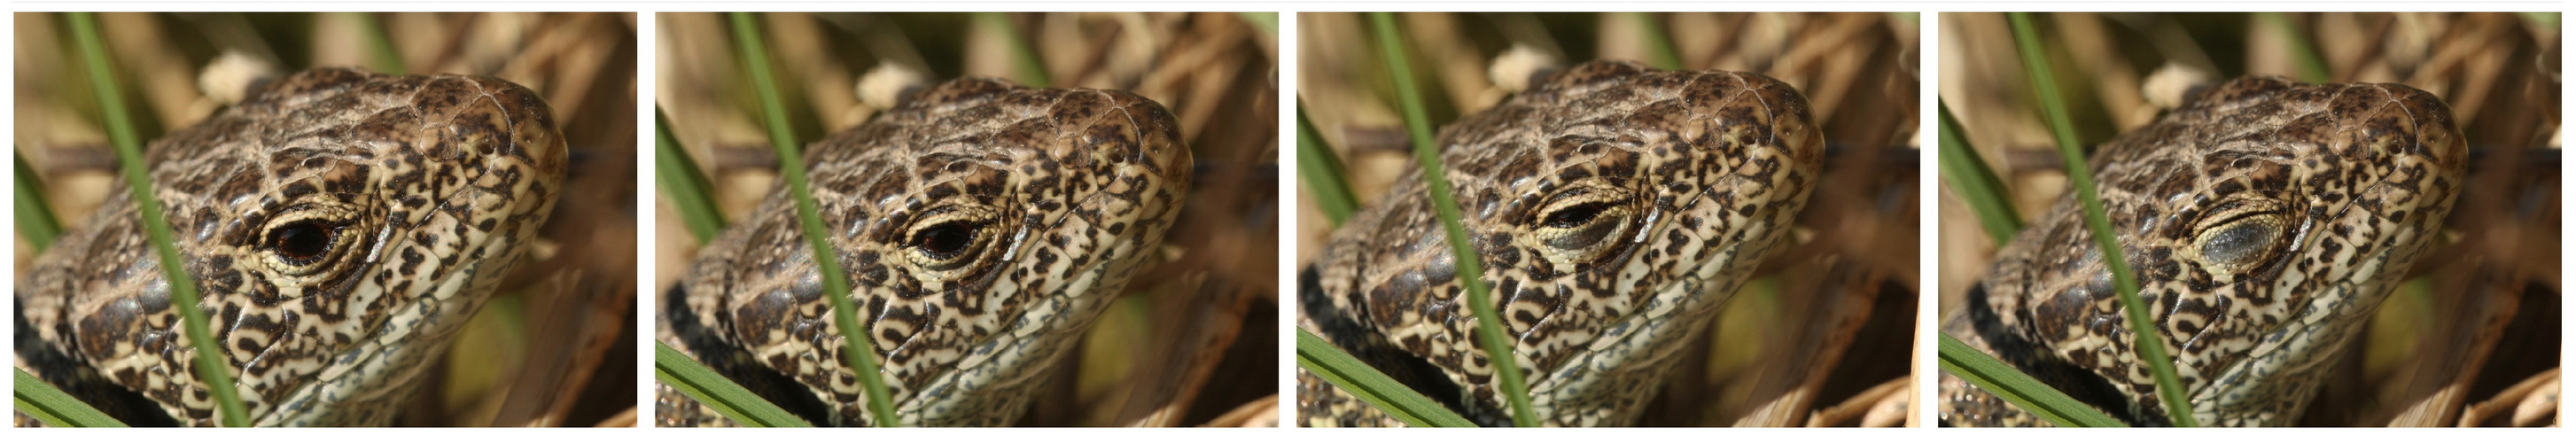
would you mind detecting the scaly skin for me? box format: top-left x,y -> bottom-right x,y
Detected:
655,78 -> 1193,427
15,67 -> 567,426
1296,60 -> 1825,427
1939,76 -> 2467,426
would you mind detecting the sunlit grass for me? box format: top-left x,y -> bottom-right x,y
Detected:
14,369 -> 128,427
728,12 -> 901,426
1936,101 -> 2022,245
2008,12 -> 2196,427
653,343 -> 811,427
654,107 -> 726,243
1937,334 -> 2126,427
69,12 -> 250,427
15,152 -> 62,252
352,12 -> 409,74
975,12 -> 1052,88
1296,104 -> 1358,226
1369,12 -> 1537,427
1295,330 -> 1475,427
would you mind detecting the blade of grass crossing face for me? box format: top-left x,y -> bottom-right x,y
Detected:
15,369 -> 128,427
17,151 -> 63,251
654,107 -> 727,243
1296,103 -> 1359,226
68,12 -> 250,427
1369,12 -> 1538,427
1296,330 -> 1477,427
1935,101 -> 2022,245
2007,12 -> 2198,427
1937,334 -> 2126,427
729,12 -> 902,427
653,343 -> 811,427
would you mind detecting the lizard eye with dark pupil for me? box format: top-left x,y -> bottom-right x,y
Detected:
268,222 -> 338,264
1543,202 -> 1616,229
911,222 -> 983,260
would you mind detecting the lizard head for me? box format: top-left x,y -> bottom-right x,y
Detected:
677,77 -> 1191,425
1307,60 -> 1824,425
19,66 -> 565,425
1974,75 -> 2464,425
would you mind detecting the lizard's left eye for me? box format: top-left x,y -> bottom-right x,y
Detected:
2189,199 -> 2295,276
1525,184 -> 1641,268
268,221 -> 342,265
899,203 -> 1012,281
258,205 -> 367,277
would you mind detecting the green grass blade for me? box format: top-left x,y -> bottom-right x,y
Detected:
1238,12 -> 1277,36
1296,102 -> 1359,226
1937,334 -> 2126,427
16,151 -> 63,252
1369,12 -> 1537,427
69,12 -> 250,427
729,12 -> 901,427
15,369 -> 128,427
1935,100 -> 2022,245
2008,12 -> 2198,427
352,12 -> 408,74
653,343 -> 811,427
1625,12 -> 1683,70
975,12 -> 1052,89
654,107 -> 727,243
1296,330 -> 1477,427
2256,12 -> 2329,82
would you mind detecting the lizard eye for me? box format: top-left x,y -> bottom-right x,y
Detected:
899,204 -> 1011,279
268,221 -> 341,264
2190,200 -> 2294,276
907,219 -> 991,263
258,206 -> 368,277
1526,185 -> 1640,267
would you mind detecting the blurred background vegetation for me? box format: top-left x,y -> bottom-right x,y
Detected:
655,12 -> 1280,427
1938,12 -> 2559,426
1298,12 -> 1920,426
12,12 -> 639,426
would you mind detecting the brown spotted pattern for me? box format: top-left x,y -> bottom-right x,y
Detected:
1939,77 -> 2466,426
1296,61 -> 1824,426
14,67 -> 566,426
654,78 -> 1192,427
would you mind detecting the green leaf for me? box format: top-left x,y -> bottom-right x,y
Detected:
729,12 -> 902,427
1368,12 -> 1537,427
69,12 -> 250,427
352,12 -> 409,74
16,151 -> 62,252
2008,12 -> 2197,427
1296,103 -> 1359,227
2256,12 -> 2330,82
654,107 -> 728,242
1937,334 -> 2126,427
1296,330 -> 1476,427
14,369 -> 128,427
1935,100 -> 2022,245
1624,12 -> 1682,70
654,343 -> 811,427
974,12 -> 1052,88
1238,12 -> 1277,36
